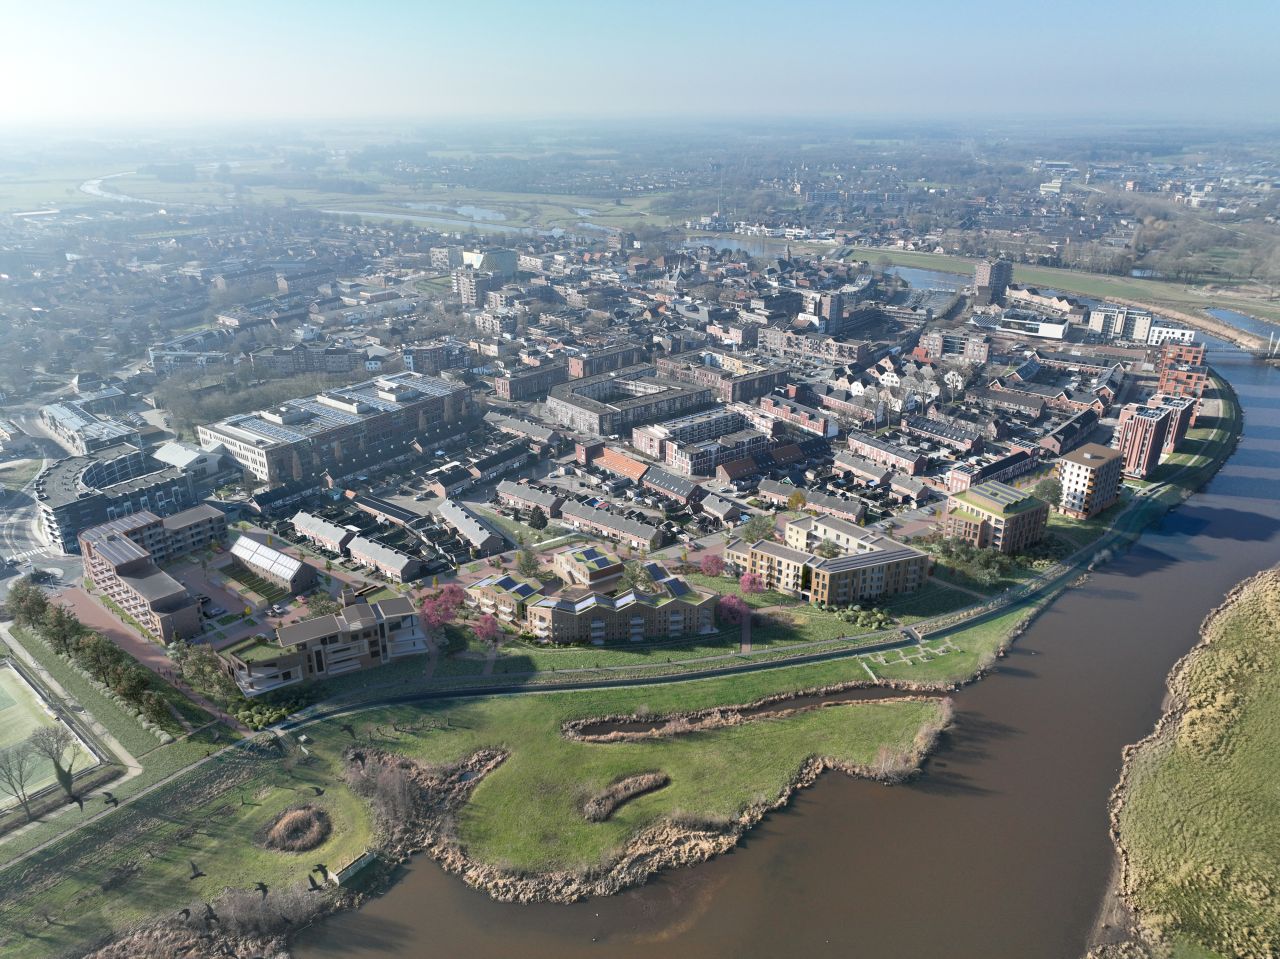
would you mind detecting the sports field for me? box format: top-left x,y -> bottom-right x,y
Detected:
0,661 -> 95,808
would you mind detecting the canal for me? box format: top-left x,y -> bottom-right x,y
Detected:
296,351 -> 1280,959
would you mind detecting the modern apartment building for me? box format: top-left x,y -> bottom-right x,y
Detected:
1113,404 -> 1170,479
757,395 -> 839,438
726,519 -> 929,606
914,330 -> 992,364
631,407 -> 748,459
1148,393 -> 1197,451
38,444 -> 200,554
974,258 -> 1013,306
941,480 -> 1049,554
1056,443 -> 1123,520
654,351 -> 789,402
494,361 -> 569,401
552,544 -> 624,589
1156,341 -> 1209,398
197,372 -> 472,486
546,365 -> 713,436
77,505 -> 228,643
223,594 -> 426,696
568,342 -> 648,378
757,328 -> 872,366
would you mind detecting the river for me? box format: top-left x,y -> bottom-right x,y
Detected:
294,365 -> 1278,959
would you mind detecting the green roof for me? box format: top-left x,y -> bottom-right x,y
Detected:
224,635 -> 289,665
951,481 -> 1045,517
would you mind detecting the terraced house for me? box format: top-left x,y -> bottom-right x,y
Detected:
222,593 -> 426,696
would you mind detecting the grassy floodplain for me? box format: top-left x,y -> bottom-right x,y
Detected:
1114,567 -> 1280,959
842,246 -> 1280,327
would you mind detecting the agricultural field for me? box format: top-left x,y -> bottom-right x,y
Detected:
1116,567 -> 1280,959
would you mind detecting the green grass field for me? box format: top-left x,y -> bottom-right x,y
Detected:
1116,568 -> 1280,959
0,662 -> 96,808
845,247 -> 1280,326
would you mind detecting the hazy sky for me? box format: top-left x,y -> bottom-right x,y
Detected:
3,0 -> 1278,127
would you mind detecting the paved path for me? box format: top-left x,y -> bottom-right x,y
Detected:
53,587 -> 249,733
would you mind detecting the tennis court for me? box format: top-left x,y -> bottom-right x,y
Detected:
0,661 -> 96,808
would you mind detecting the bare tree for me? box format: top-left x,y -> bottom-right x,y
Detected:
28,726 -> 78,800
0,743 -> 39,820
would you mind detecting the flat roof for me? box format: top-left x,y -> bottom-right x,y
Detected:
1060,443 -> 1122,467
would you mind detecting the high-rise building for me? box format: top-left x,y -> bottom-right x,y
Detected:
1113,404 -> 1171,479
974,259 -> 1013,306
1056,443 -> 1124,519
1156,341 -> 1209,398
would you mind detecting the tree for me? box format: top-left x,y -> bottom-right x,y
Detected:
741,513 -> 777,543
527,506 -> 548,531
739,572 -> 765,595
41,603 -> 82,656
516,549 -> 541,579
421,583 -> 467,632
28,726 -> 78,800
717,595 -> 750,626
786,490 -> 808,511
309,592 -> 341,618
169,640 -> 240,703
1033,476 -> 1063,508
0,743 -> 39,821
620,561 -> 657,594
472,614 -> 501,645
815,538 -> 843,559
700,553 -> 726,577
8,576 -> 48,628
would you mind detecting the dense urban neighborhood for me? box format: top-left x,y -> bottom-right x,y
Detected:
2,95 -> 1280,959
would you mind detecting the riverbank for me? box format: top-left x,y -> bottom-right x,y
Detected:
0,370 -> 1244,959
1099,566 -> 1280,959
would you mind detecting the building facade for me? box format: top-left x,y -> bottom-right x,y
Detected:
941,481 -> 1049,554
1056,443 -> 1123,520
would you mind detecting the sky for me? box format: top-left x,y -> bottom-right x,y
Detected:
2,0 -> 1278,128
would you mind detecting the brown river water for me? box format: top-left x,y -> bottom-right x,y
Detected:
296,352 -> 1280,959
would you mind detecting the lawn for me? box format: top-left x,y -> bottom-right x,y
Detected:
0,735 -> 373,959
842,247 -> 1280,327
1116,567 -> 1280,959
0,661 -> 943,957
0,458 -> 43,490
0,661 -> 96,808
882,581 -> 976,622
867,603 -> 1038,684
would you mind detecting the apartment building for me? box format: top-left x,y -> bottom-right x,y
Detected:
942,481 -> 1049,554
546,365 -> 713,436
913,330 -> 992,364
758,395 -> 839,438
654,351 -> 789,402
223,594 -> 426,696
1056,443 -> 1123,520
974,258 -> 1012,306
726,521 -> 928,606
197,372 -> 472,486
631,407 -> 747,459
568,342 -> 648,378
553,544 -> 624,589
526,578 -> 716,644
493,361 -> 568,401
1148,393 -> 1196,451
1156,341 -> 1209,398
77,505 -> 228,643
1113,404 -> 1170,479
757,328 -> 872,366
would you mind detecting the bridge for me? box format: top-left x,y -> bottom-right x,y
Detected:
1202,344 -> 1280,360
